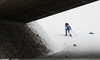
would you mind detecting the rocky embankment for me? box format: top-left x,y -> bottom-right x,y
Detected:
0,21 -> 49,58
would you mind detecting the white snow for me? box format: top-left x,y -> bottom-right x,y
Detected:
29,0 -> 100,56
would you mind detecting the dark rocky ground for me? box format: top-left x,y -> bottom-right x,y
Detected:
0,20 -> 49,58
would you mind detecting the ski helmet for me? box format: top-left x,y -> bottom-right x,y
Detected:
65,23 -> 69,26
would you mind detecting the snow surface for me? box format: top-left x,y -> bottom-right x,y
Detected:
27,22 -> 59,54
30,0 -> 100,58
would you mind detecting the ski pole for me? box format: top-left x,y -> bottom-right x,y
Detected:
71,30 -> 78,37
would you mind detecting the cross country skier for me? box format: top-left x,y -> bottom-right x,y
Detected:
65,23 -> 72,36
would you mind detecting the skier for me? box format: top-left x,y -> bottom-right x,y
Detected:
65,23 -> 72,36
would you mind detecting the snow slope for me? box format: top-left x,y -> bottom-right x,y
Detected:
27,22 -> 59,54
34,1 -> 100,58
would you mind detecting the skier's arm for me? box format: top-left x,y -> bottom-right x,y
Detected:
65,26 -> 67,30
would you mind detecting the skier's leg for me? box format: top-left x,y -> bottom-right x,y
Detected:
65,29 -> 67,36
68,29 -> 70,34
68,29 -> 72,36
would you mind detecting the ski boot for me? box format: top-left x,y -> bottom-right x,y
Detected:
70,34 -> 72,37
65,34 -> 67,36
